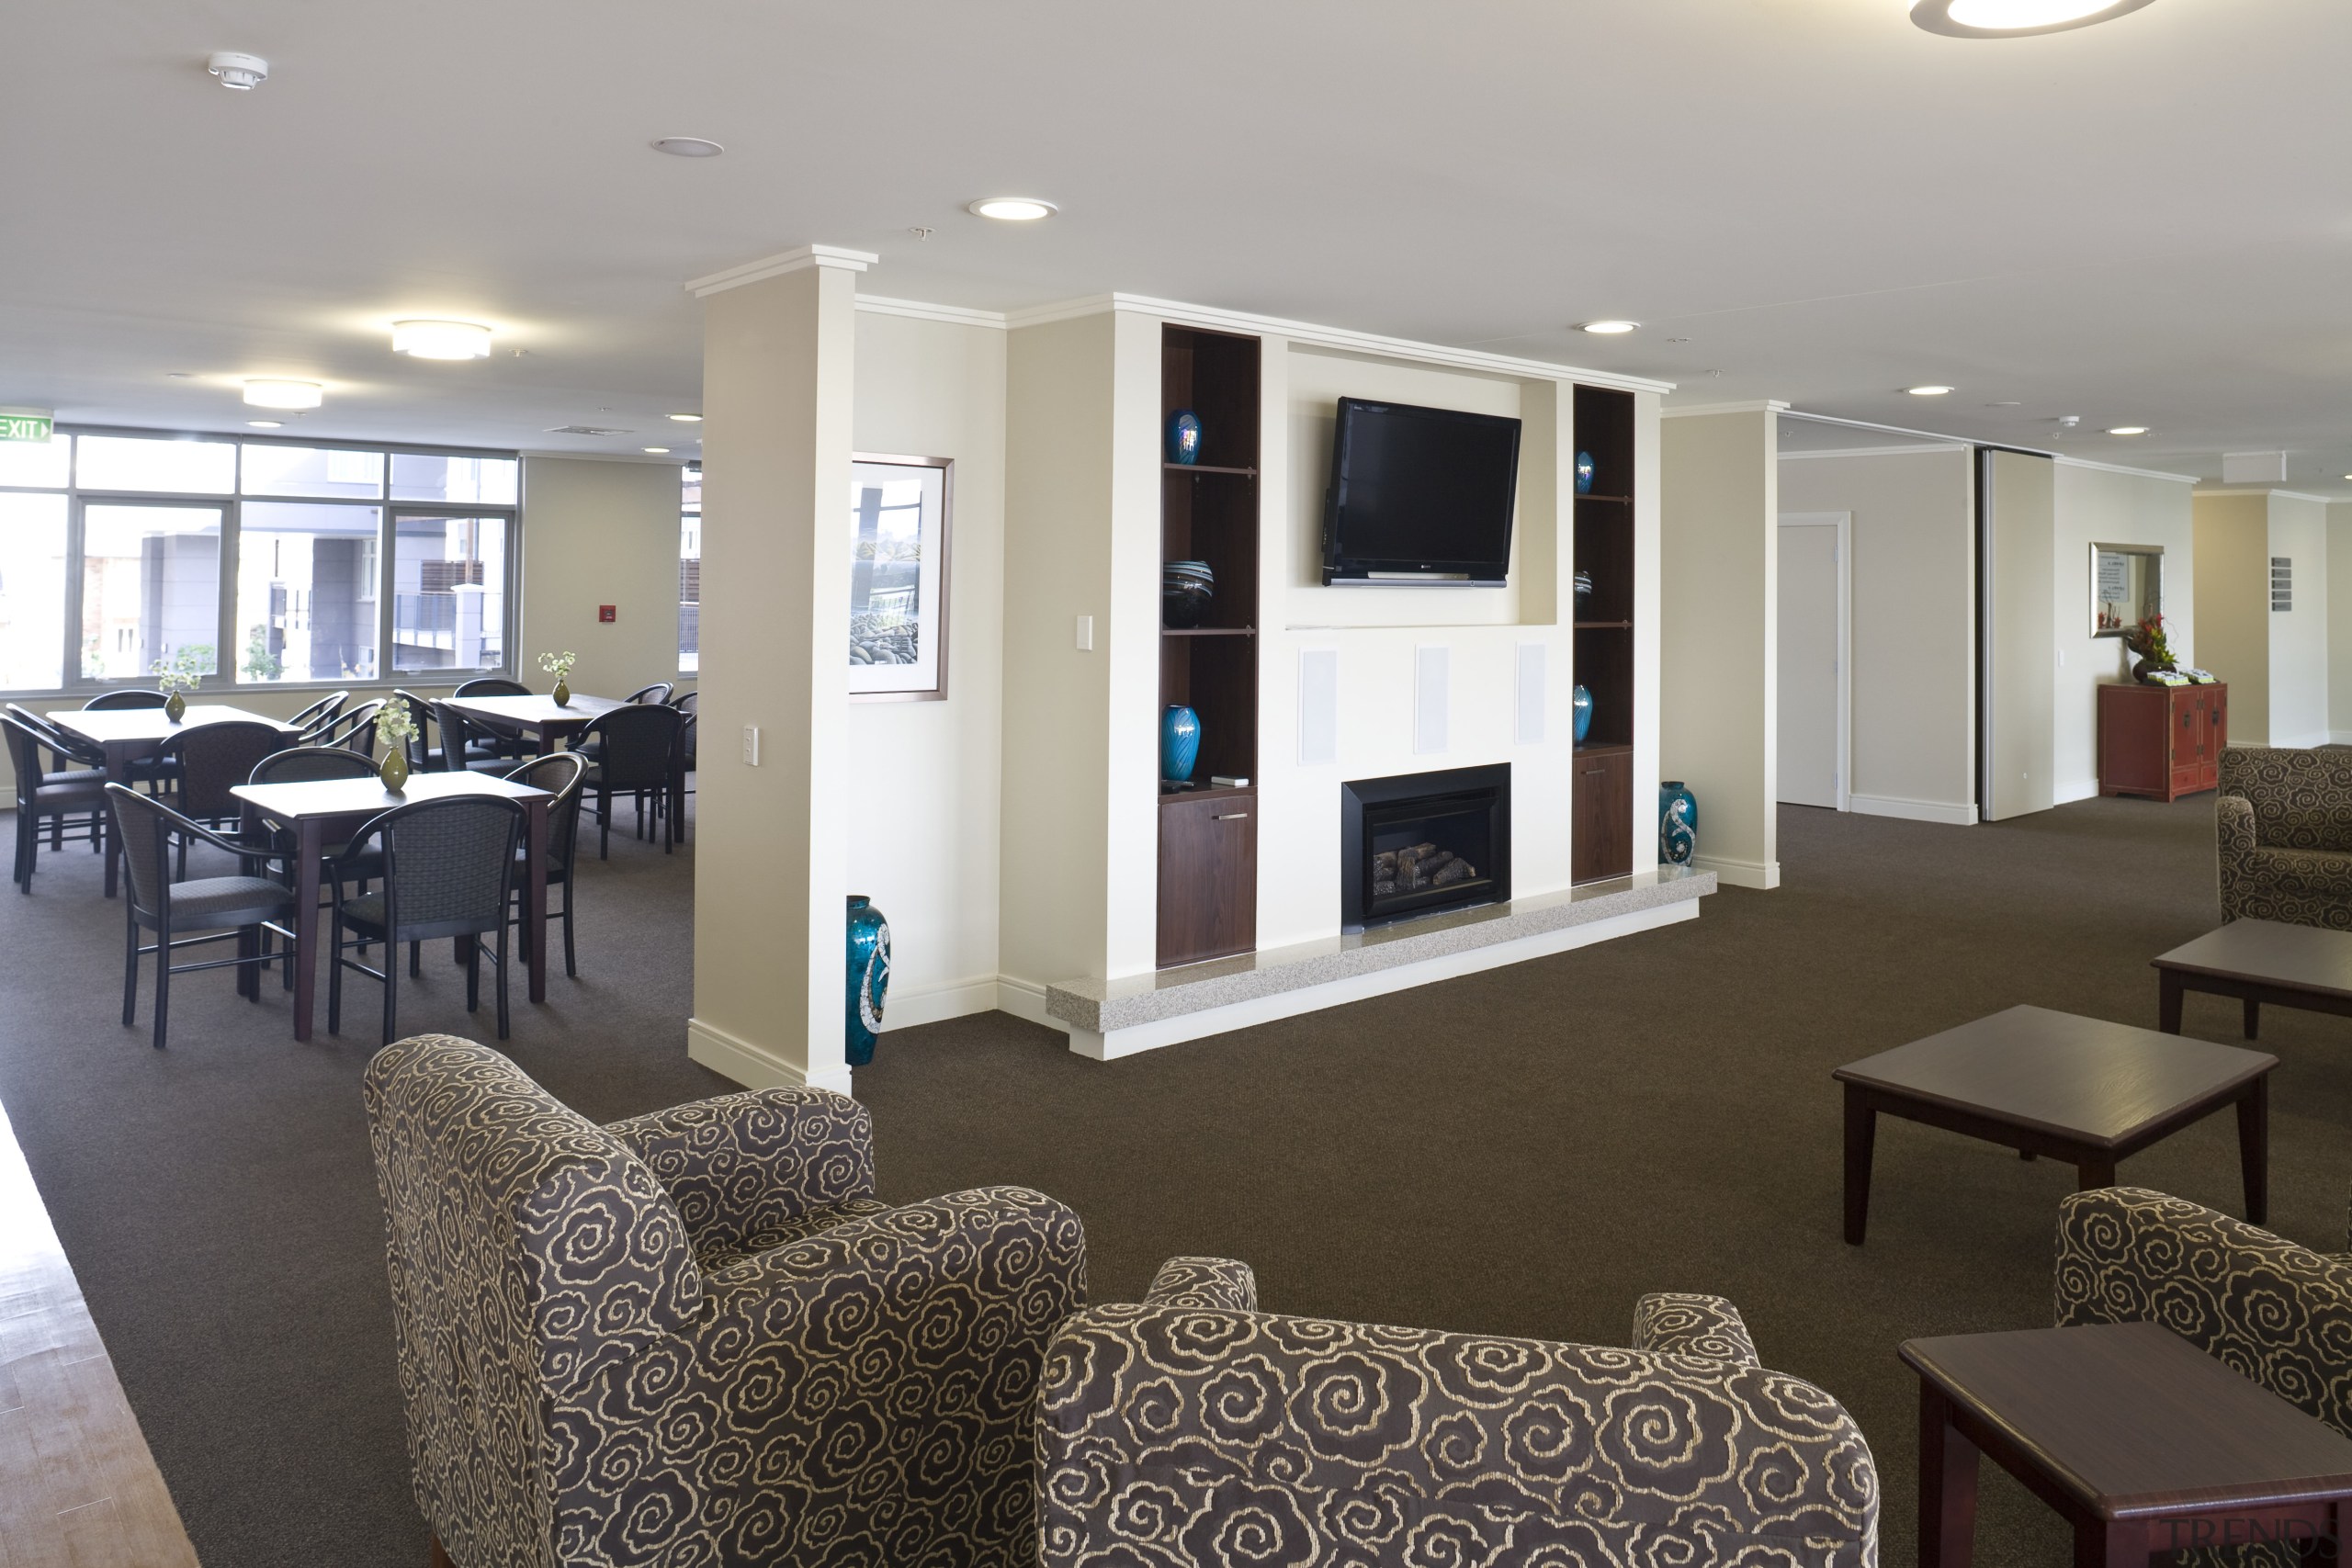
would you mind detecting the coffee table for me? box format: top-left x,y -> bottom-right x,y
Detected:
1903,1322 -> 2352,1567
1833,1005 -> 2273,1244
2155,919 -> 2352,1041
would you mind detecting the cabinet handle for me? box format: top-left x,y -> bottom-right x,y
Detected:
1581,768 -> 1605,777
1215,812 -> 1249,821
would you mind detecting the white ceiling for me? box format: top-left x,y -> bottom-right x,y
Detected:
6,0 -> 2350,491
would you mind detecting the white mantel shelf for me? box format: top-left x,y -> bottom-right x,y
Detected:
1045,868 -> 1714,1060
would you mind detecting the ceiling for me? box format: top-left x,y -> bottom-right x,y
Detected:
6,0 -> 2349,491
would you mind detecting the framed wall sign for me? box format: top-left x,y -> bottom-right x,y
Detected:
848,454 -> 952,701
2089,542 -> 2161,637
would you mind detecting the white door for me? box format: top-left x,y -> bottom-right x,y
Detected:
1778,516 -> 1848,809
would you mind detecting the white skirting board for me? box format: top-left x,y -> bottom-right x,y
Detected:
1691,855 -> 1780,891
686,1017 -> 856,1098
1062,899 -> 1698,1062
1848,794 -> 1980,827
877,973 -> 1001,1032
2055,777 -> 2101,806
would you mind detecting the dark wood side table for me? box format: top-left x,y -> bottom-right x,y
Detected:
1903,1323 -> 2352,1568
2155,919 -> 2352,1041
1834,1006 -> 2274,1244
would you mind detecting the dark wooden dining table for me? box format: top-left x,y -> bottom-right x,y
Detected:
46,704 -> 303,897
441,691 -> 684,832
231,772 -> 552,1043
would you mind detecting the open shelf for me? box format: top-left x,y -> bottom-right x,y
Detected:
1572,620 -> 1633,631
1572,384 -> 1638,886
1576,493 -> 1634,505
1162,626 -> 1257,637
1164,463 -> 1259,477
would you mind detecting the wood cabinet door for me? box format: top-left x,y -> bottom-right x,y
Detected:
1572,750 -> 1634,884
1157,792 -> 1258,967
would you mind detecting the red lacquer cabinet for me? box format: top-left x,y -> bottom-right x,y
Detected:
2098,682 -> 2227,802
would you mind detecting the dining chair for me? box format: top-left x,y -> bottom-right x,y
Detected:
248,747 -> 386,938
6,706 -> 110,855
317,699 -> 384,757
158,720 -> 287,877
650,708 -> 696,842
575,703 -> 683,857
82,688 -> 175,791
624,682 -> 675,705
452,676 -> 532,757
286,690 -> 349,733
428,703 -> 508,773
5,717 -> 108,892
107,784 -> 299,1050
501,753 -> 588,976
327,795 -> 525,1044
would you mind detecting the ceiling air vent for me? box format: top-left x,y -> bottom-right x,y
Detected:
545,424 -> 632,436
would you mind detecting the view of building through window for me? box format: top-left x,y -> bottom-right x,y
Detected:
679,465 -> 701,674
0,430 -> 517,693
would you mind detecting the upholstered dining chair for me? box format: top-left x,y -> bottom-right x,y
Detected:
1037,1258 -> 1881,1568
500,753 -> 586,976
286,689 -> 349,734
327,795 -> 524,1043
452,677 -> 533,759
5,716 -> 107,892
83,687 -> 175,791
317,698 -> 385,757
575,703 -> 683,857
108,784 -> 298,1050
2218,747 -> 2352,931
365,1034 -> 1085,1568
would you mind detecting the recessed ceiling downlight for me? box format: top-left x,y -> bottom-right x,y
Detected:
967,197 -> 1057,221
667,412 -> 703,423
651,138 -> 724,158
392,320 -> 493,359
1912,0 -> 2155,37
2108,426 -> 2149,436
247,420 -> 284,429
1577,320 -> 1640,335
643,447 -> 672,455
1907,385 -> 1955,397
243,379 -> 322,410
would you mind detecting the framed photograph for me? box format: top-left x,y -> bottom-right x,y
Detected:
848,454 -> 951,701
2089,542 -> 2161,637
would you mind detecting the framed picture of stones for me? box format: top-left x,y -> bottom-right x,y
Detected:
848,454 -> 951,701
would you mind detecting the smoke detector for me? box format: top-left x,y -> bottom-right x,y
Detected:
207,52 -> 269,90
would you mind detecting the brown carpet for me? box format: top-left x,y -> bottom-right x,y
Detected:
1,793 -> 2342,1567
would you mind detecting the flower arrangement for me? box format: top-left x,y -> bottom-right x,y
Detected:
2125,613 -> 2176,675
537,650 -> 576,682
375,694 -> 420,753
150,649 -> 205,696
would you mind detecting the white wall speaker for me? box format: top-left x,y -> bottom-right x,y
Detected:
1414,645 -> 1449,755
1298,649 -> 1339,765
1516,643 -> 1545,746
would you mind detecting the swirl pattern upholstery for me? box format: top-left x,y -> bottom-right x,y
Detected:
364,1034 -> 1087,1568
2218,748 -> 2352,931
1037,1258 -> 1879,1568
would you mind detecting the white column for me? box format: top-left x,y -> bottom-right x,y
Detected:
685,244 -> 872,1095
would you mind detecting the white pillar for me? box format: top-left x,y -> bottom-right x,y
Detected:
685,245 -> 872,1095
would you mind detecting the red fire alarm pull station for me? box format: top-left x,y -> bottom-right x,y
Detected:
598,605 -> 616,623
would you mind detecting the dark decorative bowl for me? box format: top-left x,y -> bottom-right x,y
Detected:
1162,580 -> 1215,628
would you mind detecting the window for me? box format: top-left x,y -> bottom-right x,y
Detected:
0,429 -> 518,694
679,466 -> 700,674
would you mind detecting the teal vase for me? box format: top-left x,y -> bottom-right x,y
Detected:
1572,684 -> 1593,745
1575,451 -> 1596,494
1161,705 -> 1200,784
1660,781 -> 1698,867
845,896 -> 890,1067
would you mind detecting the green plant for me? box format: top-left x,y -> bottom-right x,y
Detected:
150,647 -> 207,696
538,649 -> 576,682
242,624 -> 282,682
376,695 -> 420,753
2126,614 -> 2176,669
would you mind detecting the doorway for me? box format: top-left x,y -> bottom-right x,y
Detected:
1778,512 -> 1849,810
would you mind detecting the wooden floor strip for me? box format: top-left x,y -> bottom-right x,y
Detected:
0,1099 -> 198,1567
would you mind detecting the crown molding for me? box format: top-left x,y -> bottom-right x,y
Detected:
520,450 -> 688,466
854,296 -> 1010,330
1662,399 -> 1790,420
2193,485 -> 2335,504
686,244 -> 879,298
998,292 -> 1675,393
2054,455 -> 2199,484
1781,442 -> 1969,461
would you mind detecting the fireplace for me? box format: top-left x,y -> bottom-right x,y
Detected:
1340,764 -> 1511,931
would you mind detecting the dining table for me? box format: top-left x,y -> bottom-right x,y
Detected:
46,704 -> 304,897
231,771 -> 552,1043
440,691 -> 684,831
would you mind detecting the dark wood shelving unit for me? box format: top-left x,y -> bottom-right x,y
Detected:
1572,385 -> 1638,885
1158,324 -> 1261,968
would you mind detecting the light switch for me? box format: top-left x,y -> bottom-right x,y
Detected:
742,725 -> 761,766
1074,615 -> 1094,651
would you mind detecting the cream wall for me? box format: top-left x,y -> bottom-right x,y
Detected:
517,457 -> 688,701
2195,491 -> 2277,742
848,312 -> 1007,1027
1778,447 -> 1975,823
2051,462 -> 2195,801
1983,450 -> 2055,821
2268,493 -> 2330,747
1661,406 -> 1778,887
2334,502 -> 2352,742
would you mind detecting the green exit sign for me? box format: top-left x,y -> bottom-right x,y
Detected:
0,408 -> 53,443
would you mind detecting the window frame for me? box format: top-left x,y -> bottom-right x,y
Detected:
0,423 -> 521,700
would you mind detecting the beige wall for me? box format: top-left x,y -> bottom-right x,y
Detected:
1660,407 -> 1778,887
847,312 -> 1007,1026
517,457 -> 687,703
1983,450 -> 2055,821
2333,502 -> 2352,742
2194,491 -> 2275,742
2268,493 -> 2330,747
2051,462 -> 2194,800
1778,447 -> 1975,821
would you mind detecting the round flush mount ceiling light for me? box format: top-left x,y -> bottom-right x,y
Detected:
207,51 -> 268,89
391,320 -> 493,359
651,138 -> 724,158
243,379 -> 322,410
1906,385 -> 1955,396
967,197 -> 1057,221
2108,425 -> 2149,435
1911,0 -> 2155,38
1577,320 -> 1640,335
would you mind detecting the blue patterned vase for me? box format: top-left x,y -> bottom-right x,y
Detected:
845,896 -> 890,1067
1575,451 -> 1596,495
1659,781 -> 1698,868
1574,570 -> 1595,621
1572,684 -> 1593,745
1160,704 -> 1201,783
1168,411 -> 1203,466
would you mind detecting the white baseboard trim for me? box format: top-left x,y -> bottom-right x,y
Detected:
993,975 -> 1061,1032
1849,794 -> 1979,827
686,1017 -> 855,1098
1692,855 -> 1780,891
2275,729 -> 2334,750
2055,777 -> 2101,806
878,974 -> 1001,1032
1067,900 -> 1699,1062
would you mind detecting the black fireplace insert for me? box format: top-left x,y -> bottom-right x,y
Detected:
1340,763 -> 1511,931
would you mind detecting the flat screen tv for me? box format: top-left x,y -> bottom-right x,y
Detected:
1321,397 -> 1521,586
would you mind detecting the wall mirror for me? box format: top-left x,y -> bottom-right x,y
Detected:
2090,542 -> 2162,637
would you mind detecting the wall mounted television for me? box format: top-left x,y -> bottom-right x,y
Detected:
1321,397 -> 1522,586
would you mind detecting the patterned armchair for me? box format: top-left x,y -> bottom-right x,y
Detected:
2057,1186 -> 2352,1434
2218,747 -> 2352,931
1037,1258 -> 1880,1567
364,1035 -> 1086,1568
